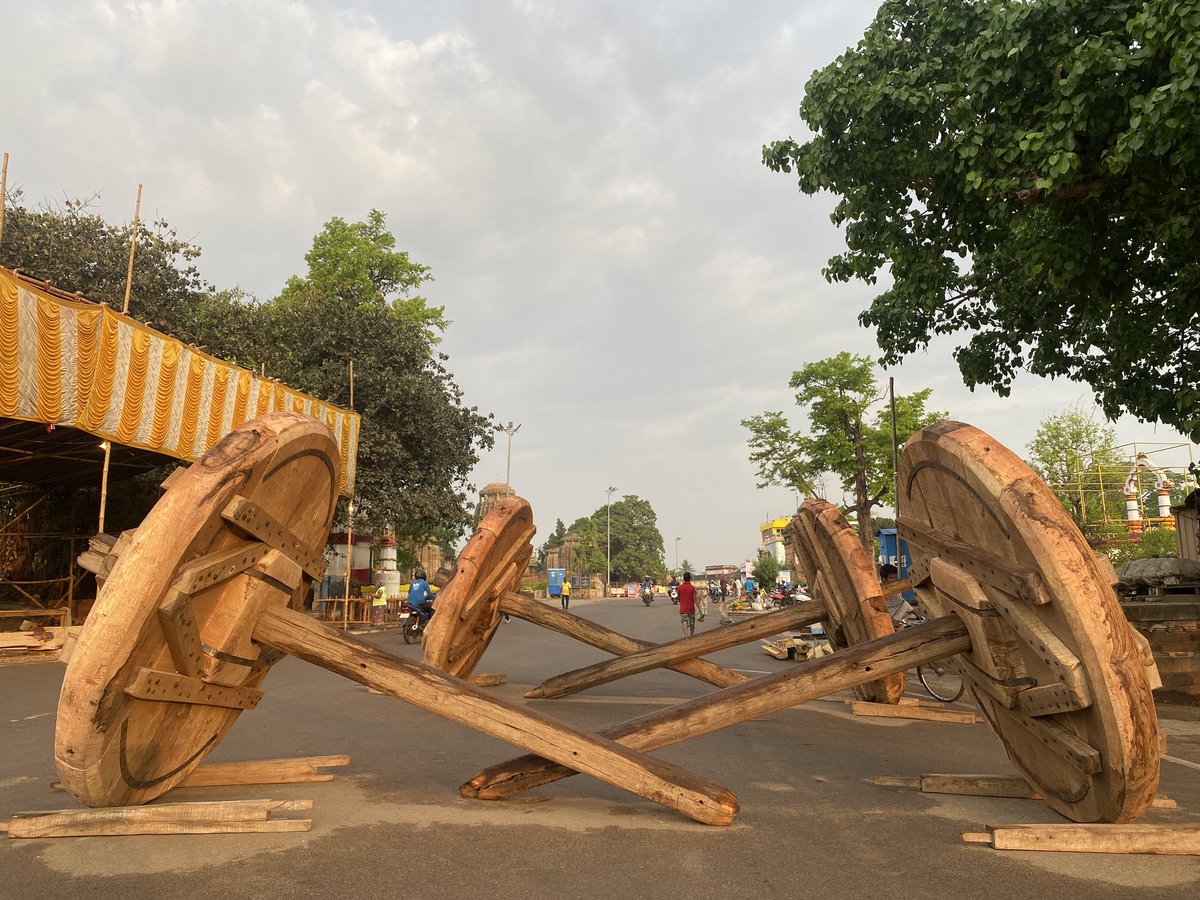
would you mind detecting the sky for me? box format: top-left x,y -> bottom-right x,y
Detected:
2,0 -> 1193,568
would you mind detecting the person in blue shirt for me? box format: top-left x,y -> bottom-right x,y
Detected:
743,575 -> 756,598
407,570 -> 435,625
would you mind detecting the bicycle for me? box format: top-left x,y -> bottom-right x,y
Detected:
894,609 -> 965,703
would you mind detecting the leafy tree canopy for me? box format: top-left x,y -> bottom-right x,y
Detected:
764,0 -> 1200,440
1026,406 -> 1126,528
551,495 -> 668,583
752,553 -> 781,590
742,352 -> 944,547
279,209 -> 446,340
0,196 -> 493,551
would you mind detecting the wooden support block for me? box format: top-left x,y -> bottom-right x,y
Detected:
465,673 -> 507,687
123,667 -> 264,710
157,590 -> 206,677
851,700 -> 979,725
962,824 -> 1200,855
3,799 -> 312,838
173,542 -> 271,595
222,496 -> 326,579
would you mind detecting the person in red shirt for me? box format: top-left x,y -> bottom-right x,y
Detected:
676,572 -> 698,637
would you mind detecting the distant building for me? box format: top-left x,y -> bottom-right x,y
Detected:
478,482 -> 517,518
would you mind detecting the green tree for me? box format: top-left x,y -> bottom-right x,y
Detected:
0,192 -> 211,342
1026,406 -> 1126,530
556,496 -> 668,583
279,210 -> 446,340
742,352 -> 944,549
679,558 -> 695,579
764,0 -> 1200,441
536,518 -> 567,571
752,554 -> 781,591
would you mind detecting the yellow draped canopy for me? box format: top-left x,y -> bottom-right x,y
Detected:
0,267 -> 359,496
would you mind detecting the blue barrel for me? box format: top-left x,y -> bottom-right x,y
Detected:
876,529 -> 916,601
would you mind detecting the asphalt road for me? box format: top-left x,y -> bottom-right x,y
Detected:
3,596 -> 1199,899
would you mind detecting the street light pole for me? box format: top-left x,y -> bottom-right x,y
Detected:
605,486 -> 617,593
675,537 -> 681,572
499,421 -> 521,487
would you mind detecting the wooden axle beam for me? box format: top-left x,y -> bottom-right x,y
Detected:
499,592 -> 748,690
525,599 -> 829,699
251,604 -> 738,826
464,614 -> 971,800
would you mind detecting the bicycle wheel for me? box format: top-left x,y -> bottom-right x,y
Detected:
919,662 -> 965,702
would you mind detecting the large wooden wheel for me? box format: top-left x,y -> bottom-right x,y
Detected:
55,413 -> 340,807
898,421 -> 1160,823
788,500 -> 904,704
423,497 -> 534,677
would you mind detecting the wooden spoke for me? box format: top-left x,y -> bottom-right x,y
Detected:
898,421 -> 1161,823
55,413 -> 341,808
787,501 -> 905,704
463,615 -> 970,800
499,592 -> 748,690
526,600 -> 828,699
252,604 -> 738,826
423,497 -> 534,678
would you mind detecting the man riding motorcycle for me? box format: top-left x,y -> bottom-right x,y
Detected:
407,569 -> 435,626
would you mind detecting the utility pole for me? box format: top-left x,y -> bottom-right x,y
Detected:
675,537 -> 681,572
499,422 -> 521,487
605,485 -> 617,593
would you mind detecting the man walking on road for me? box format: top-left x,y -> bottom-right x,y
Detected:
677,572 -> 698,637
561,576 -> 571,610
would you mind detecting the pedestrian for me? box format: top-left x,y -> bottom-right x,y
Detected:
719,577 -> 728,603
561,576 -> 571,610
677,572 -> 698,637
743,574 -> 756,599
371,583 -> 387,626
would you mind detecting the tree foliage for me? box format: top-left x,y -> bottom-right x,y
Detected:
0,196 -> 493,555
550,496 -> 668,583
742,352 -> 944,548
765,0 -> 1200,440
752,553 -> 781,590
1026,406 -> 1126,528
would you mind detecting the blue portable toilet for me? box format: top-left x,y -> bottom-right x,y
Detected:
548,568 -> 565,598
876,528 -> 916,602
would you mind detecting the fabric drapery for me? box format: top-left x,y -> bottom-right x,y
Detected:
0,267 -> 360,495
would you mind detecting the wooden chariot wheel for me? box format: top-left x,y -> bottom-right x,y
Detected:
898,421 -> 1161,823
423,497 -> 534,678
55,412 -> 340,807
788,501 -> 904,704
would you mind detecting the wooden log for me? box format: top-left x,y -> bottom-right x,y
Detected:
4,799 -> 312,838
500,592 -> 748,690
850,700 -> 979,725
873,773 -> 1177,808
962,824 -> 1200,855
463,615 -> 971,800
526,600 -> 828,699
252,604 -> 739,826
51,755 -> 351,790
465,673 -> 507,687
172,755 -> 350,787
4,819 -> 311,838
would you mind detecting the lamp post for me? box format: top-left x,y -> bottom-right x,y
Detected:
675,537 -> 681,573
605,486 -> 617,593
499,422 -> 521,487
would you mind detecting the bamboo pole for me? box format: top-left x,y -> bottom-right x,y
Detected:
343,500 -> 354,630
121,183 -> 142,315
0,152 -> 8,247
97,441 -> 112,534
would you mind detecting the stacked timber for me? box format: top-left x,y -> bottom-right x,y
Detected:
1117,558 -> 1200,700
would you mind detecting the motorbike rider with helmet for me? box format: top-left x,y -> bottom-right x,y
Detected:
407,570 -> 435,626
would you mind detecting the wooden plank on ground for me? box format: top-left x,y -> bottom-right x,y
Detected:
465,673 -> 507,687
3,799 -> 312,838
963,824 -> 1200,855
851,700 -> 979,725
873,773 -> 1177,808
174,755 -> 351,787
